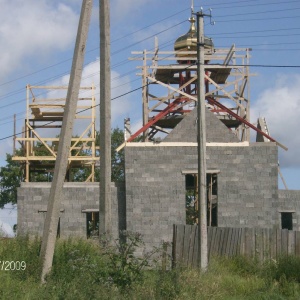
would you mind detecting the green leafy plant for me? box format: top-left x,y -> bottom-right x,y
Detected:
103,231 -> 160,290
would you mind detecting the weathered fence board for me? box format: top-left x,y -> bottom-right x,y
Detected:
296,231 -> 300,256
173,225 -> 300,267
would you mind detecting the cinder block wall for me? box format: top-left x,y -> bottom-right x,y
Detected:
125,143 -> 279,249
17,182 -> 125,238
164,108 -> 240,143
278,190 -> 300,231
209,143 -> 278,228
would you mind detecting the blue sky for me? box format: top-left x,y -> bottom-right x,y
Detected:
0,0 -> 300,232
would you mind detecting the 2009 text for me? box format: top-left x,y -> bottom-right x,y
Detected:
0,261 -> 26,271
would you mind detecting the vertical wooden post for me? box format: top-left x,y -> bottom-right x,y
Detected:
40,0 -> 92,283
99,0 -> 112,237
196,11 -> 208,271
142,50 -> 148,141
13,114 -> 16,156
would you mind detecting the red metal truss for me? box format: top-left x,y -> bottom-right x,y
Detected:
126,97 -> 190,143
123,94 -> 287,151
206,97 -> 288,151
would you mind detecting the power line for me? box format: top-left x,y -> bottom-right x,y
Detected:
0,34 -> 298,122
112,8 -> 189,43
1,60 -> 300,143
0,34 -> 177,116
214,6 -> 300,18
0,4 -> 299,128
209,0 -> 300,10
0,38 -> 299,127
216,14 -> 300,23
208,27 -> 300,36
212,32 -> 300,40
0,13 -> 187,88
0,83 -> 150,142
1,2 -> 298,92
0,18 -> 186,106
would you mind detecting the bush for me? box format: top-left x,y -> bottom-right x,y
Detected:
103,231 -> 160,290
270,255 -> 300,283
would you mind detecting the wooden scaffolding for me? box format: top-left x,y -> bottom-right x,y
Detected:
13,85 -> 98,182
128,43 -> 252,142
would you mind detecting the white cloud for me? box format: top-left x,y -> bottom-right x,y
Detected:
0,0 -> 79,81
40,58 -> 133,136
251,74 -> 300,167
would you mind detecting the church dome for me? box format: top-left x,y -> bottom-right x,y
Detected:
174,17 -> 213,54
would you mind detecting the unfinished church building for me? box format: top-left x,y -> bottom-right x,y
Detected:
15,16 -> 300,248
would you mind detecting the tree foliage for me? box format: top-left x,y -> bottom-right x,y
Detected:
93,127 -> 126,182
0,127 -> 132,207
0,153 -> 23,208
111,127 -> 126,182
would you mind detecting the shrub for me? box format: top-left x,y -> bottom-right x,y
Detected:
270,255 -> 300,283
103,231 -> 160,290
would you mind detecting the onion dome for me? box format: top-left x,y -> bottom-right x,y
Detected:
174,16 -> 214,54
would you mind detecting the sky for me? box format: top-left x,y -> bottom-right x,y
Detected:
0,0 -> 300,233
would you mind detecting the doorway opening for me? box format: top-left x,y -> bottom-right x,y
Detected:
184,170 -> 218,226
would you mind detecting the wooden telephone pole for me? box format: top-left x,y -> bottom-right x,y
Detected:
40,0 -> 93,283
196,10 -> 208,271
99,0 -> 112,237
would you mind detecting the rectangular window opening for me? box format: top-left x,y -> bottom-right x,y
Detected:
185,173 -> 218,226
207,173 -> 218,227
281,212 -> 293,230
86,212 -> 99,238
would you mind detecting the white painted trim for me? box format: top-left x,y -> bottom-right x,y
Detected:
125,141 -> 250,147
81,209 -> 99,213
38,209 -> 65,213
182,169 -> 221,174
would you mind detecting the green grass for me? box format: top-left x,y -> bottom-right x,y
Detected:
0,237 -> 300,299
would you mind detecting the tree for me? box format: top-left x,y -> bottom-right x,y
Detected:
0,127 -> 135,207
111,127 -> 126,182
0,152 -> 23,208
93,127 -> 126,182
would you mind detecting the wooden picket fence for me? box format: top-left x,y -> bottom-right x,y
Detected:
172,225 -> 300,268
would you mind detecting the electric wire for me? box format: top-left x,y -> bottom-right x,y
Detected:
216,15 -> 300,23
2,2 -> 298,92
208,0 -> 300,10
0,37 -> 177,125
208,27 -> 300,36
0,18 -> 186,105
1,9 -> 299,102
1,3 -> 300,133
1,59 -> 300,142
214,6 -> 300,18
0,82 -> 152,142
0,13 -> 187,89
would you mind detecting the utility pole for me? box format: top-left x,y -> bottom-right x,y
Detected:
196,10 -> 208,271
99,0 -> 112,237
40,0 -> 92,283
13,114 -> 16,155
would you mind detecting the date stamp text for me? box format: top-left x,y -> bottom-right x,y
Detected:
1,261 -> 26,271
